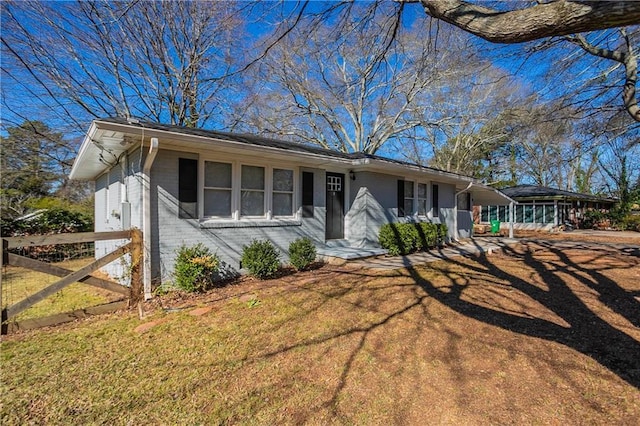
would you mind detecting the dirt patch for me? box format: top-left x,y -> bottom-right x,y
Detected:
514,229 -> 640,245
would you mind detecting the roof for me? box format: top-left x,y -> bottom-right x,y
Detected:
69,117 -> 516,205
78,116 -> 461,173
501,185 -> 616,203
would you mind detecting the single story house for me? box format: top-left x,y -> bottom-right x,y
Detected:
475,185 -> 616,231
70,118 -> 513,298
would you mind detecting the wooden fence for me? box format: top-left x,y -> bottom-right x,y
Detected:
1,229 -> 142,334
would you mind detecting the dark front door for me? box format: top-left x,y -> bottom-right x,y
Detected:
325,172 -> 345,240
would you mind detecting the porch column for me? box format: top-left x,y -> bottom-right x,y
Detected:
509,201 -> 514,239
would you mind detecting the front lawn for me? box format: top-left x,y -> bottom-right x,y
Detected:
2,240 -> 639,424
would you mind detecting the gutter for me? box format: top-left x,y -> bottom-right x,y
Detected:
142,137 -> 159,299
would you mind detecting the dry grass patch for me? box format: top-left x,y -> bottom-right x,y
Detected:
2,240 -> 639,424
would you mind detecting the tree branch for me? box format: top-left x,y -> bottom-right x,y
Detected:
416,0 -> 640,44
567,31 -> 639,122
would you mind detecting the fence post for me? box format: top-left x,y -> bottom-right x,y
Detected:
129,229 -> 143,307
1,239 -> 8,335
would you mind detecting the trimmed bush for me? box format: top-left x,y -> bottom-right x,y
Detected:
437,223 -> 448,244
288,237 -> 317,271
173,243 -> 220,292
379,222 -> 447,256
241,239 -> 280,279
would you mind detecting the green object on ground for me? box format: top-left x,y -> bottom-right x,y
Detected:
490,220 -> 501,234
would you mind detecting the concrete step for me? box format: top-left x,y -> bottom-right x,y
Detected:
323,239 -> 351,248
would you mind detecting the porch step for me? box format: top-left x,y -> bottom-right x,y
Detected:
316,244 -> 388,261
323,239 -> 352,248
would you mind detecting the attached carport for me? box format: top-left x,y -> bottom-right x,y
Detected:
455,183 -> 517,239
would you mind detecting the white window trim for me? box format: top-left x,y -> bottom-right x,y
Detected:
401,179 -> 432,219
199,156 -> 298,223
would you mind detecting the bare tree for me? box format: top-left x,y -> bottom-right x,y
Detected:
235,7 -> 488,154
406,1 -> 640,123
1,0 -> 245,131
401,67 -> 529,177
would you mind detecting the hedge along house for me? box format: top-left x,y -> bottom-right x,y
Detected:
70,118 -> 514,298
476,185 -> 616,231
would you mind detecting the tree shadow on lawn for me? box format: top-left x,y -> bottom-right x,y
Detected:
414,239 -> 640,389
211,241 -> 639,419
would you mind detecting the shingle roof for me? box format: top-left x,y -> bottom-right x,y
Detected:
501,185 -> 615,203
99,117 -> 466,178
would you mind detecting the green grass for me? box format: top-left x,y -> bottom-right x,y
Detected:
2,243 -> 640,424
2,258 -> 123,321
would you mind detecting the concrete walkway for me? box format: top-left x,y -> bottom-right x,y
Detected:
350,237 -> 519,270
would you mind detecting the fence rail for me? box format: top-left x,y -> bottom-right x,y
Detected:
1,229 -> 142,334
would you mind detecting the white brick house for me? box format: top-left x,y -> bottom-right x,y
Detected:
70,118 -> 513,298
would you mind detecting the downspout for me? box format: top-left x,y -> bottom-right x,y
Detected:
142,138 -> 159,300
454,182 -> 474,241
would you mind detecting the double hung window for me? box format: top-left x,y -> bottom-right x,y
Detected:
200,160 -> 295,220
403,181 -> 414,216
204,161 -> 232,218
241,165 -> 265,217
272,168 -> 294,217
417,183 -> 428,216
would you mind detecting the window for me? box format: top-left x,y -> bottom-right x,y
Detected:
241,165 -> 265,217
418,183 -> 428,216
524,205 -> 533,223
272,168 -> 294,217
397,180 -> 415,217
544,204 -> 555,223
499,205 -> 508,222
481,205 -> 489,223
432,184 -> 439,217
534,205 -> 544,223
327,175 -> 342,191
201,160 -> 297,221
404,181 -> 414,216
204,161 -> 232,218
516,205 -> 524,223
457,192 -> 471,211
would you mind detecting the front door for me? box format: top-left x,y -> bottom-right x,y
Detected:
325,172 -> 345,240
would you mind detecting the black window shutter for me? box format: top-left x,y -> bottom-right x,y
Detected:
179,158 -> 198,219
397,180 -> 405,217
302,171 -> 314,218
432,184 -> 439,217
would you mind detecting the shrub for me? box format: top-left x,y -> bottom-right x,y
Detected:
582,209 -> 606,229
622,214 -> 640,232
379,222 -> 445,256
2,208 -> 93,236
241,239 -> 280,279
1,208 -> 95,261
288,237 -> 317,271
173,243 -> 220,292
379,224 -> 405,256
437,223 -> 448,244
